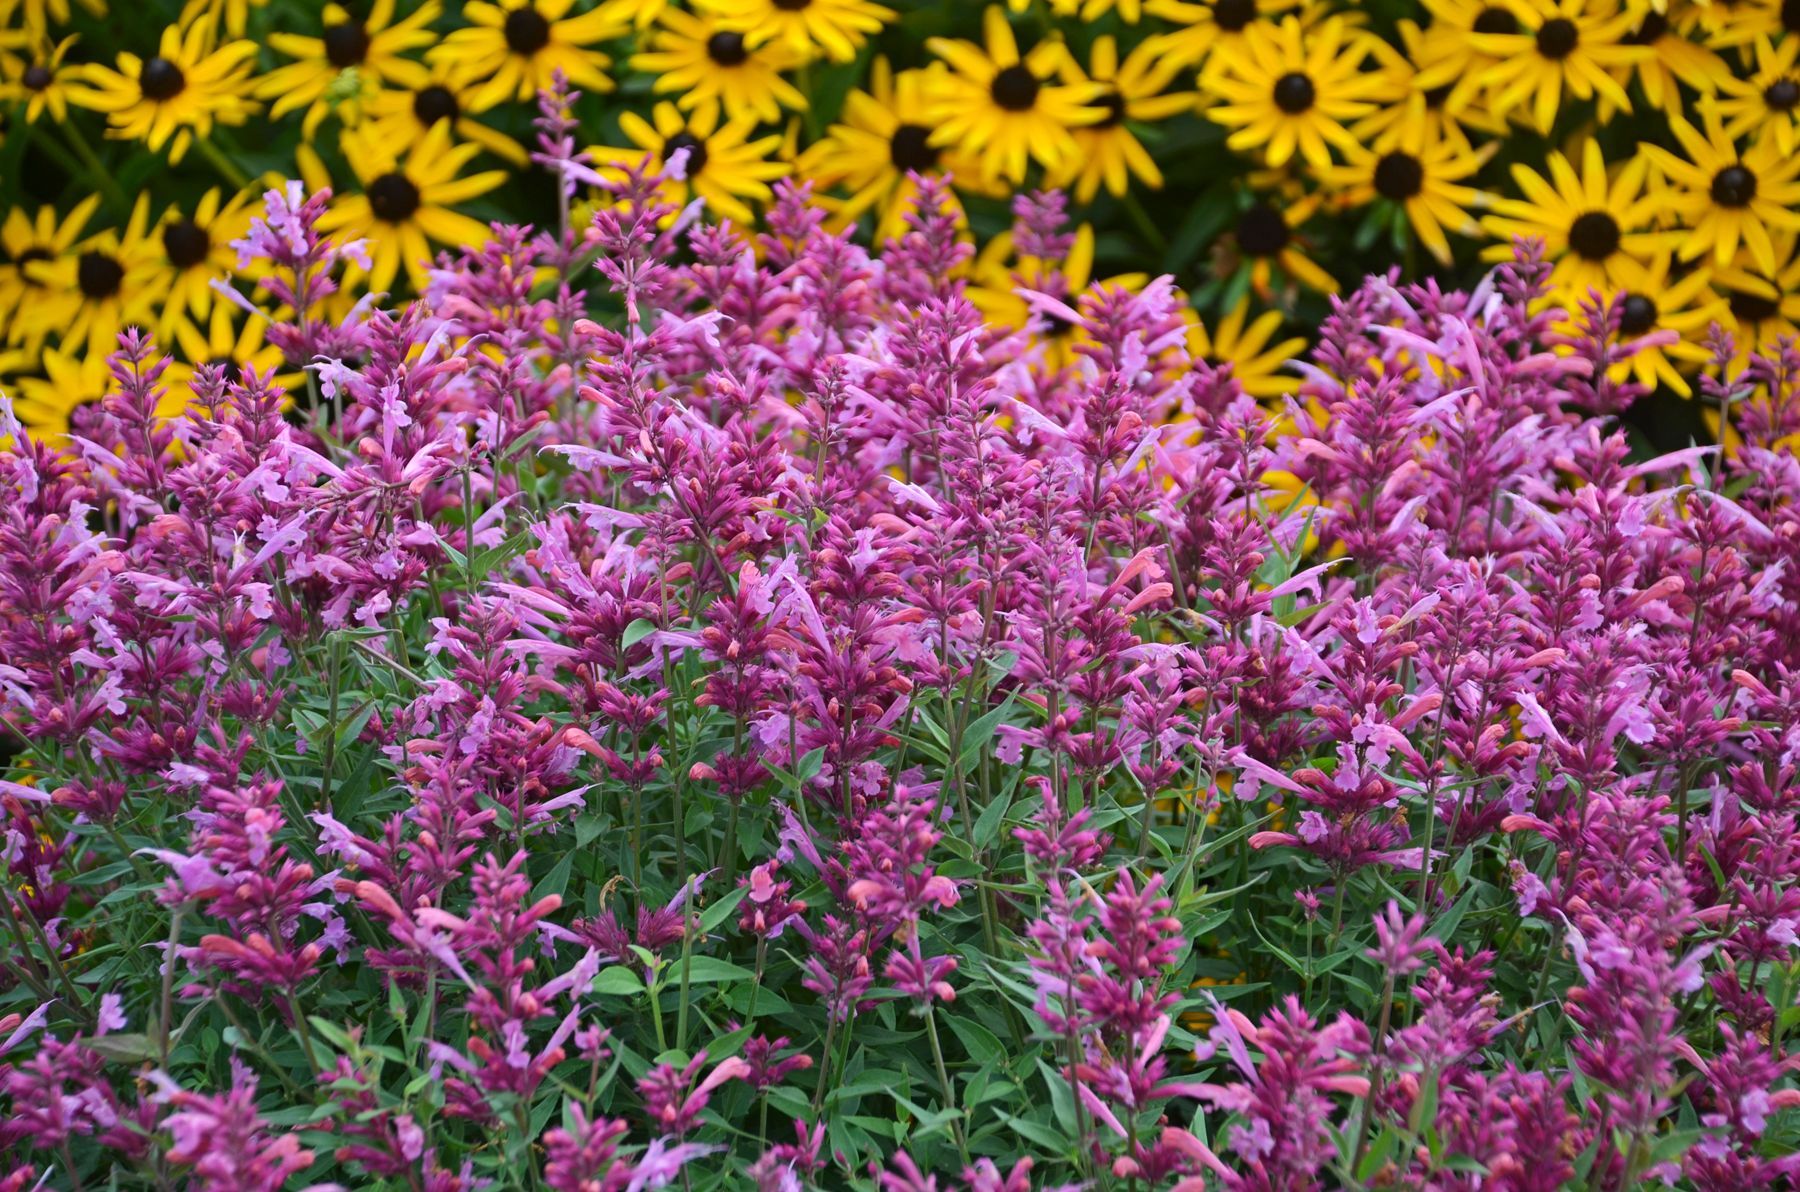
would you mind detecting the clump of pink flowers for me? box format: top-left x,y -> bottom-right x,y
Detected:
3,105 -> 1800,1191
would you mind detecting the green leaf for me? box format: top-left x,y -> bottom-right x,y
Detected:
972,786 -> 1013,850
679,956 -> 755,985
957,695 -> 1016,773
593,966 -> 645,996
622,618 -> 658,649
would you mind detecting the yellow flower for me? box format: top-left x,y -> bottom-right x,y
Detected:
300,121 -> 508,293
695,0 -> 895,65
1712,232 -> 1800,359
1467,0 -> 1645,134
256,0 -> 440,140
167,303 -> 300,399
1224,194 -> 1335,297
178,0 -> 270,39
1673,0 -> 1788,51
1714,35 -> 1800,158
923,6 -> 1105,187
1601,7 -> 1727,121
1409,0 -> 1524,118
13,196 -> 166,363
631,8 -> 807,125
0,33 -> 81,124
150,187 -> 260,340
1186,297 -> 1305,398
1641,108 -> 1800,275
596,0 -> 675,30
1052,35 -> 1194,203
1587,255 -> 1724,399
1353,19 -> 1507,152
798,59 -> 991,239
1482,139 -> 1667,302
589,101 -> 788,226
73,19 -> 259,163
0,0 -> 105,38
10,349 -> 120,445
431,0 -> 624,112
967,224 -> 1133,375
1206,16 -> 1383,170
361,66 -> 530,166
0,196 -> 101,349
1318,135 -> 1493,266
1142,0 -> 1302,76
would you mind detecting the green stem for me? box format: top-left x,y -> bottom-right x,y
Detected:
58,119 -> 128,212
193,133 -> 251,190
923,1005 -> 969,1165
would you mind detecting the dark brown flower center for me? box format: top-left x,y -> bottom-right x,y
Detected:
1374,152 -> 1424,200
1765,78 -> 1800,111
991,64 -> 1041,112
414,85 -> 460,125
1625,12 -> 1667,44
1728,288 -> 1779,322
368,172 -> 422,223
1535,18 -> 1578,59
1213,0 -> 1257,32
1568,211 -> 1620,261
1472,7 -> 1519,34
889,123 -> 939,173
11,246 -> 51,279
707,31 -> 750,66
1785,0 -> 1800,34
664,131 -> 708,178
206,356 -> 242,385
139,56 -> 185,100
1619,293 -> 1657,336
1712,165 -> 1757,207
503,6 -> 551,55
1237,203 -> 1290,257
323,19 -> 371,68
162,219 -> 211,269
23,64 -> 52,90
773,0 -> 812,9
1090,90 -> 1128,129
78,251 -> 125,299
1273,72 -> 1315,113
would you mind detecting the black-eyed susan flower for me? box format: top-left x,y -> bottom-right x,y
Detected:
1220,193 -> 1335,298
1482,139 -> 1666,301
1714,36 -> 1800,157
1052,35 -> 1194,203
150,187 -> 259,338
631,8 -> 806,125
177,0 -> 270,39
0,34 -> 80,124
590,101 -> 788,226
13,196 -> 164,363
1674,0 -> 1789,51
1319,135 -> 1493,267
300,122 -> 507,293
362,66 -> 529,166
0,197 -> 100,348
1713,232 -> 1800,359
695,0 -> 894,65
1354,20 -> 1507,152
798,60 -> 990,239
968,223 -> 1141,374
73,19 -> 259,164
1641,109 -> 1800,275
1143,0 -> 1301,75
256,1 -> 440,140
1206,15 -> 1383,170
1407,0 -> 1524,118
431,0 -> 623,112
924,7 -> 1105,187
1185,297 -> 1305,398
10,348 -> 119,444
1467,0 -> 1644,134
168,304 -> 299,397
1602,8 -> 1727,121
1588,254 -> 1725,398
1,0 -> 104,40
